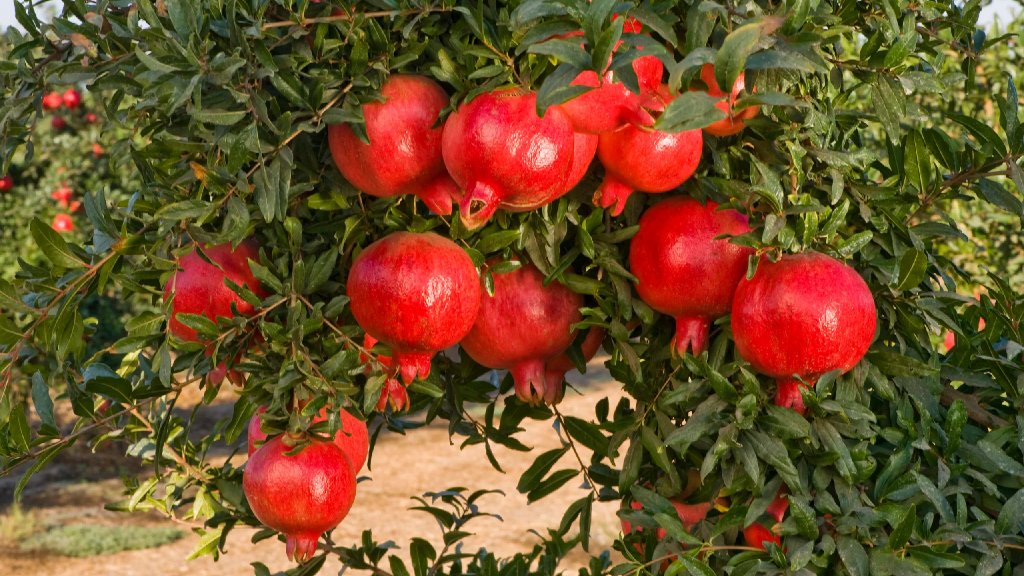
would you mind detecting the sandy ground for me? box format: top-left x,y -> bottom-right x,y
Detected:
0,361 -> 626,575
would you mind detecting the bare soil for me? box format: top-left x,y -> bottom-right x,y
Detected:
0,361 -> 625,575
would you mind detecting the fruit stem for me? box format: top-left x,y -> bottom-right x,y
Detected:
416,174 -> 460,216
511,358 -> 562,406
593,175 -> 635,217
774,376 -> 813,415
672,316 -> 711,356
394,351 -> 433,385
286,532 -> 321,563
458,180 -> 501,230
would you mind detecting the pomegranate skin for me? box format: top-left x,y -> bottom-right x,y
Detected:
543,327 -> 606,403
699,64 -> 758,138
243,436 -> 356,563
328,75 -> 458,215
731,252 -> 877,414
347,232 -> 481,384
248,407 -> 369,474
629,198 -> 752,355
595,115 -> 703,216
743,522 -> 781,551
442,89 -> 578,229
460,263 -> 582,406
163,240 -> 265,343
560,54 -> 664,135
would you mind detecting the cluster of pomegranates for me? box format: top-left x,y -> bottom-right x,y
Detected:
41,87 -> 90,132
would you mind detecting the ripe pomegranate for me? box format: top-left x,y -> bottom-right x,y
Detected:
731,252 -> 877,414
63,88 -> 82,109
92,143 -> 105,156
51,116 -> 67,130
85,112 -> 98,124
629,198 -> 752,355
560,54 -> 665,134
698,64 -> 758,138
347,232 -> 481,384
243,435 -> 356,562
442,89 -> 582,229
0,175 -> 12,192
42,91 -> 63,110
51,213 -> 74,232
621,498 -> 711,569
163,240 -> 266,343
766,487 -> 789,523
594,105 -> 703,216
328,75 -> 459,215
248,407 -> 369,473
543,327 -> 605,402
743,522 -> 781,551
460,262 -> 582,406
51,184 -> 73,207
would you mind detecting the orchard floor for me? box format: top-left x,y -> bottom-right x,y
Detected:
0,359 -> 626,575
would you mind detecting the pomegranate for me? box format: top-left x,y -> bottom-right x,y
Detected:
163,240 -> 266,343
243,435 -> 356,562
0,175 -> 12,192
328,75 -> 459,215
85,112 -> 98,124
743,522 -> 781,551
51,116 -> 67,130
460,262 -> 582,406
766,487 -> 789,523
442,89 -> 582,229
731,252 -> 877,414
51,213 -> 74,232
42,91 -> 63,110
51,184 -> 73,207
697,64 -> 758,138
560,55 -> 665,134
248,406 -> 369,473
347,232 -> 481,384
621,498 -> 710,569
594,105 -> 703,216
543,327 -> 605,402
63,88 -> 82,109
629,198 -> 752,355
359,334 -> 410,412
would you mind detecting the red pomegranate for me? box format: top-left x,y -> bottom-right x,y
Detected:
594,106 -> 703,216
743,522 -> 781,551
731,252 -> 877,414
51,213 -> 74,232
559,55 -> 665,134
543,327 -> 605,402
51,116 -> 67,130
328,75 -> 459,215
359,334 -> 411,412
629,198 -> 752,355
243,435 -> 356,563
63,88 -> 82,109
163,240 -> 266,343
248,407 -> 369,473
460,262 -> 582,406
347,232 -> 481,384
0,175 -> 12,192
42,91 -> 63,110
51,184 -> 73,207
442,89 -> 582,229
85,112 -> 98,124
621,498 -> 710,568
698,64 -> 758,138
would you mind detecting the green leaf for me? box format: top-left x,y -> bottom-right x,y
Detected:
517,446 -> 569,493
714,18 -> 781,96
527,468 -> 579,503
193,109 -> 248,126
903,130 -> 932,193
29,219 -> 86,268
837,536 -> 869,576
871,75 -> 906,144
950,112 -> 1008,157
656,91 -> 726,133
8,405 -> 30,451
913,472 -> 954,522
31,373 -> 57,435
744,430 -> 801,491
562,415 -> 609,454
893,248 -> 927,292
836,231 -> 873,257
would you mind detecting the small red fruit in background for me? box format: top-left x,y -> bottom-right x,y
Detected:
0,175 -> 12,192
51,184 -> 73,207
629,198 -> 753,355
731,252 -> 877,414
162,240 -> 266,343
51,213 -> 74,232
698,64 -> 758,137
347,231 -> 481,385
594,97 -> 703,216
51,116 -> 67,130
92,143 -> 105,156
243,435 -> 357,563
62,88 -> 82,109
328,75 -> 460,215
460,262 -> 583,406
85,112 -> 98,124
42,91 -> 63,110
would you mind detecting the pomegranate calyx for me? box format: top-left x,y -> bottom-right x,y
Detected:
672,316 -> 711,356
394,351 -> 433,385
593,175 -> 634,216
774,376 -> 810,415
415,174 -> 460,216
511,358 -> 554,406
458,180 -> 502,230
376,378 -> 410,412
286,532 -> 321,563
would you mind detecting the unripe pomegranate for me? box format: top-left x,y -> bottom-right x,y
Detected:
243,436 -> 356,563
63,88 -> 82,109
698,64 -> 758,138
328,75 -> 459,215
442,89 -> 581,229
0,175 -> 12,192
248,407 -> 369,473
731,252 -> 877,414
629,198 -> 752,355
51,116 -> 67,130
163,240 -> 266,343
42,91 -> 63,110
51,213 -> 74,232
347,232 -> 481,384
543,327 -> 605,402
460,262 -> 582,406
594,108 -> 703,216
